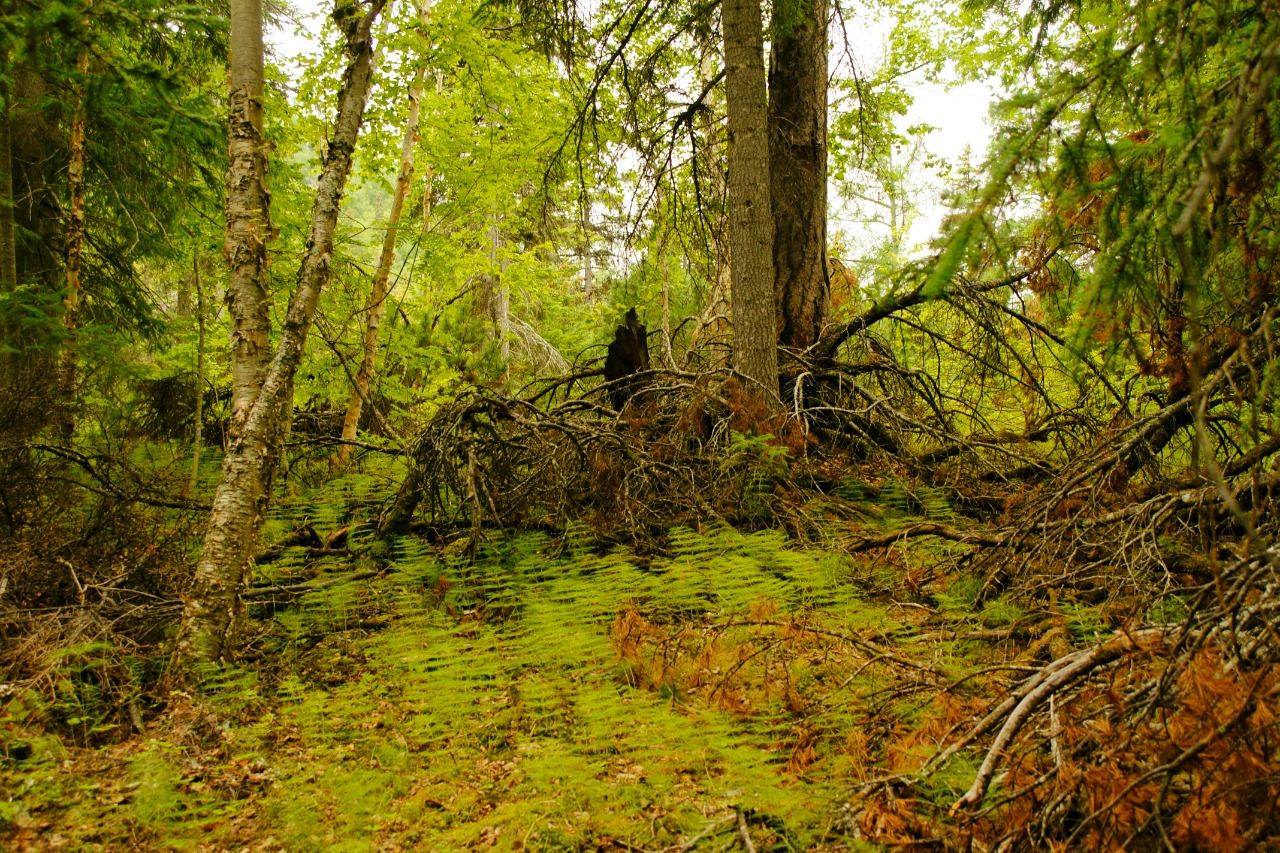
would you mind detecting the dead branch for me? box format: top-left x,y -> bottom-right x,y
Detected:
845,522 -> 1012,553
950,628 -> 1170,812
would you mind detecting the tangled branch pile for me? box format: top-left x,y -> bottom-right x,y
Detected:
378,367 -> 811,542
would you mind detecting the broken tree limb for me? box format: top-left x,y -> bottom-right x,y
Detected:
950,628 -> 1169,813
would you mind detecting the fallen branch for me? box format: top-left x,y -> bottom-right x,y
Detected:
846,522 -> 1012,553
32,443 -> 211,511
949,627 -> 1170,813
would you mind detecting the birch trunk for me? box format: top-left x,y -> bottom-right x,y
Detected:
337,3 -> 427,464
224,0 -> 272,437
721,0 -> 779,405
177,0 -> 387,667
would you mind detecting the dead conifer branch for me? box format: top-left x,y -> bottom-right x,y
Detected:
950,628 -> 1169,813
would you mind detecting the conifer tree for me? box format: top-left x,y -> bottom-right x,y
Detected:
721,0 -> 779,405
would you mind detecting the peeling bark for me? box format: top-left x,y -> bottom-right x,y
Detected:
177,0 -> 387,667
224,0 -> 272,437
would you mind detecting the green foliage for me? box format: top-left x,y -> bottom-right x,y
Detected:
978,596 -> 1024,628
110,526 -> 877,848
934,575 -> 984,614
5,0 -> 1279,845
1146,594 -> 1189,626
0,284 -> 67,356
130,745 -> 194,836
1060,600 -> 1107,642
48,642 -> 119,740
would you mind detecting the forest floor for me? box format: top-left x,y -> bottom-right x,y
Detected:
4,459 -> 1273,852
1,504 -> 1061,851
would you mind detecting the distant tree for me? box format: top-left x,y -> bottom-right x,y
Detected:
0,48 -> 16,292
336,0 -> 430,464
0,0 -> 225,435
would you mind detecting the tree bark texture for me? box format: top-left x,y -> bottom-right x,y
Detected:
9,67 -> 60,291
0,69 -> 16,292
1,63 -> 60,399
721,0 -> 779,404
178,0 -> 387,667
59,9 -> 91,436
768,0 -> 828,351
224,0 -> 272,438
337,12 -> 426,464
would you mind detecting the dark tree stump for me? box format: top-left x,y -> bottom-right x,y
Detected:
603,307 -> 651,410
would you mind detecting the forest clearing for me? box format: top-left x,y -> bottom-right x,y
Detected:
1,0 -> 1278,849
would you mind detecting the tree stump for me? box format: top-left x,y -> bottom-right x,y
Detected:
603,307 -> 651,410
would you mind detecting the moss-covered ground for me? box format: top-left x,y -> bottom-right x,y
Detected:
3,522 -> 1034,851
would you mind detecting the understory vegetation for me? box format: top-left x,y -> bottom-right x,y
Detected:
3,0 -> 1280,848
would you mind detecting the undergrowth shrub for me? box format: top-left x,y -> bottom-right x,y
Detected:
945,647 -> 1280,850
0,453 -> 198,743
380,376 -> 819,541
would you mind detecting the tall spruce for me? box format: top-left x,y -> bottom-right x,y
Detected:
768,0 -> 828,352
721,0 -> 779,405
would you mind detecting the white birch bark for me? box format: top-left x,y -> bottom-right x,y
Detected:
177,0 -> 388,667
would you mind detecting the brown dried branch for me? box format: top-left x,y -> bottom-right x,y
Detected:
950,628 -> 1170,813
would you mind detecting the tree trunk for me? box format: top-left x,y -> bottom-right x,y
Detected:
224,0 -> 272,438
582,236 -> 594,300
188,251 -> 206,496
337,4 -> 427,464
177,0 -> 386,668
659,251 -> 676,368
59,7 -> 91,437
176,262 -> 194,316
721,0 -> 779,404
487,219 -> 510,364
768,0 -> 828,351
0,68 -> 16,292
